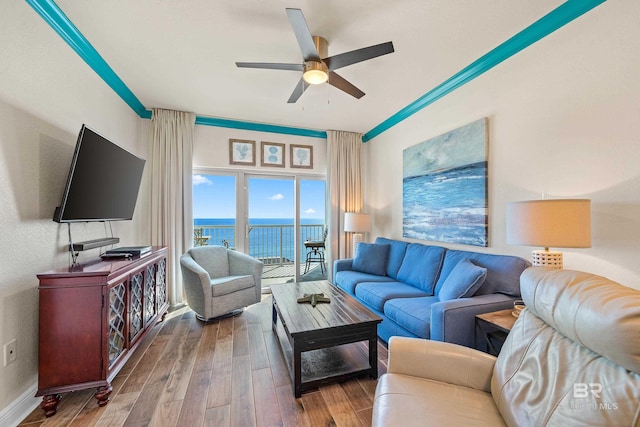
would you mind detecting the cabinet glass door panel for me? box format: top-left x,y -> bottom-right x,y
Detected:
156,258 -> 167,311
129,272 -> 143,342
108,282 -> 127,367
144,265 -> 156,325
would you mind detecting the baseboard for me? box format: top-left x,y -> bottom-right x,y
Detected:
0,383 -> 40,427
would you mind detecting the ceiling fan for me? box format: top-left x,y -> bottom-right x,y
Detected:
236,8 -> 394,103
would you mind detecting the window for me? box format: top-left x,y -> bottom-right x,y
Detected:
193,171 -> 326,284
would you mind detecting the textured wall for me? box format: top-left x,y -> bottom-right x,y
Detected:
193,125 -> 327,173
365,0 -> 640,289
0,2 -> 147,417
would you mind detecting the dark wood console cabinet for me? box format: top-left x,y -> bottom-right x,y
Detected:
36,247 -> 168,417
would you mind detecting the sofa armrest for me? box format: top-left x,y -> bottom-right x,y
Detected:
387,336 -> 496,392
180,255 -> 212,316
430,293 -> 516,348
228,250 -> 264,298
333,258 -> 354,273
228,250 -> 263,276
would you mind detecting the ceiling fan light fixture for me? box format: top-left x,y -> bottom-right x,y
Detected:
303,61 -> 329,84
236,10 -> 393,102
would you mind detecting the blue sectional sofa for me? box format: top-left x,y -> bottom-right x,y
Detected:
333,237 -> 531,348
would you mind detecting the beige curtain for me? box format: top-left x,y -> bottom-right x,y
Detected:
150,108 -> 195,306
326,130 -> 363,281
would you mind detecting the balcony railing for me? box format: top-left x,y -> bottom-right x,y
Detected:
194,224 -> 326,267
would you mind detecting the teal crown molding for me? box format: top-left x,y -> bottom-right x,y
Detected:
27,0 -> 605,142
362,0 -> 607,142
195,116 -> 327,139
26,0 -> 150,118
25,0 -> 324,139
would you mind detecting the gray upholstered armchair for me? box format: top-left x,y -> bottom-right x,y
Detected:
180,246 -> 263,321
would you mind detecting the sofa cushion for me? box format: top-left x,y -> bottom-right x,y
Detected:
395,244 -> 446,294
210,275 -> 255,297
384,296 -> 439,338
355,282 -> 431,312
434,250 -> 529,297
352,243 -> 390,276
373,374 -> 505,427
334,270 -> 395,295
438,258 -> 487,301
374,237 -> 410,280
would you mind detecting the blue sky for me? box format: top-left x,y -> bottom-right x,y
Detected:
193,174 -> 325,219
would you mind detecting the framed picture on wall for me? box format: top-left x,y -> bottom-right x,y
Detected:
290,144 -> 313,169
402,117 -> 489,247
229,139 -> 256,165
261,141 -> 285,167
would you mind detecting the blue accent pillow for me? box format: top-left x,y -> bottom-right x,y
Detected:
352,243 -> 390,276
396,244 -> 446,294
375,237 -> 409,279
438,258 -> 487,301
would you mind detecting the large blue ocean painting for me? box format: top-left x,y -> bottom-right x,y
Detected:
403,118 -> 488,247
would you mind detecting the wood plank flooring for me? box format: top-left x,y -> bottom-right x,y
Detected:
19,295 -> 387,427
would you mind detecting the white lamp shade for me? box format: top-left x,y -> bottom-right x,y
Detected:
506,199 -> 591,248
344,212 -> 371,233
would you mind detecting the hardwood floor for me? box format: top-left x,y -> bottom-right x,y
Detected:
19,295 -> 388,427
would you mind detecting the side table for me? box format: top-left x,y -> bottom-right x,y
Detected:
475,308 -> 518,356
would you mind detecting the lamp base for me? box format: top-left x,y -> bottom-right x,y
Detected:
532,250 -> 563,269
352,233 -> 364,258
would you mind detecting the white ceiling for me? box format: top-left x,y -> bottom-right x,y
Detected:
55,0 -> 565,134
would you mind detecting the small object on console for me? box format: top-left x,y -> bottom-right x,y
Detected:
297,293 -> 330,307
100,252 -> 133,259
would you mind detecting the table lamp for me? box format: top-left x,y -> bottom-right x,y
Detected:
506,199 -> 591,269
344,212 -> 371,257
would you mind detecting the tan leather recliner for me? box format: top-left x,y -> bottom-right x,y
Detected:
373,267 -> 640,426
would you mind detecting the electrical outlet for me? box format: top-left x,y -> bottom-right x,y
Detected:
4,339 -> 17,366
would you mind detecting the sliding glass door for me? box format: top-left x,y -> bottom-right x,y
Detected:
192,171 -> 326,286
299,179 -> 326,282
247,176 -> 295,287
192,173 -> 237,249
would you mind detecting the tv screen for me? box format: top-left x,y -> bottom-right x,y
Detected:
53,125 -> 145,223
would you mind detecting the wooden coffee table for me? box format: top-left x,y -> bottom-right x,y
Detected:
271,281 -> 382,397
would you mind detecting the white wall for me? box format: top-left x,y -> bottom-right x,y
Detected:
0,1 -> 148,421
193,126 -> 326,174
366,0 -> 640,289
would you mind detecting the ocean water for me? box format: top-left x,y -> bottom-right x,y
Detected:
403,162 -> 487,247
194,218 -> 325,261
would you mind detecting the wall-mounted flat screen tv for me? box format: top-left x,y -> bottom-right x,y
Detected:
53,125 -> 146,223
